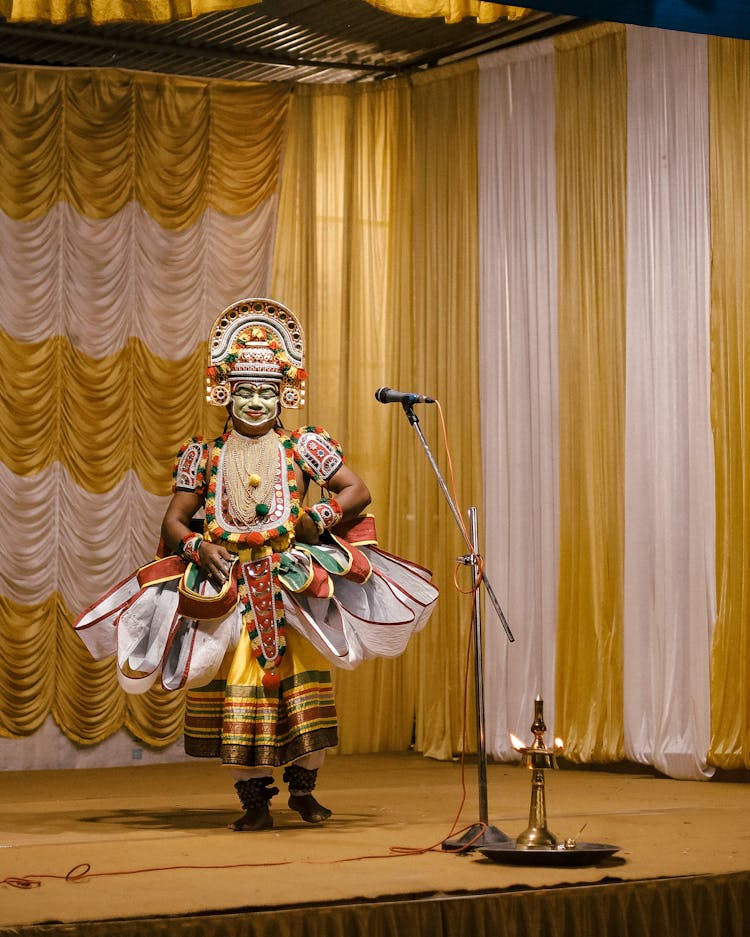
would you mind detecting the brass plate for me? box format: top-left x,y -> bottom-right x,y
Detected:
478,841 -> 621,867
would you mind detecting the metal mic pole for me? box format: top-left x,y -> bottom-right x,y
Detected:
399,402 -> 512,850
399,404 -> 514,643
468,507 -> 489,824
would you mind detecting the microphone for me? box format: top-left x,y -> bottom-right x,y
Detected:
375,386 -> 435,405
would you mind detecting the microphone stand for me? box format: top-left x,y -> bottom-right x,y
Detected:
398,401 -> 514,851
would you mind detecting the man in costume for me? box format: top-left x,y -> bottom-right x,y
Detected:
74,298 -> 438,832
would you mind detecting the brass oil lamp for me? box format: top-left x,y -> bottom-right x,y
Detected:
512,696 -> 563,850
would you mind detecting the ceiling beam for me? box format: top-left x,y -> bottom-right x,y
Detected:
0,22 -> 404,76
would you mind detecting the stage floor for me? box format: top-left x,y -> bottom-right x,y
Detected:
1,751 -> 749,934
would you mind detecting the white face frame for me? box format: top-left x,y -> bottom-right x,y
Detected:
230,382 -> 280,432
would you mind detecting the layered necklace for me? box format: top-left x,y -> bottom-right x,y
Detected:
205,431 -> 302,548
223,429 -> 279,525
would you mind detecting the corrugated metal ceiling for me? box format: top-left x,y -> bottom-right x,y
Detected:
0,0 -> 582,83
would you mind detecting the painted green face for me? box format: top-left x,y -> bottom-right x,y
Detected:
230,382 -> 280,433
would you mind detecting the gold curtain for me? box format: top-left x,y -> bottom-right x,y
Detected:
272,62 -> 481,758
0,0 -> 260,24
0,0 -> 527,25
271,81 -> 419,753
708,37 -> 750,770
554,23 -> 627,762
1,334 -> 217,494
407,62 -> 481,759
0,67 -> 288,227
363,0 -> 528,24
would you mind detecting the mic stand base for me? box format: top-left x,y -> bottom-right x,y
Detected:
441,823 -> 511,852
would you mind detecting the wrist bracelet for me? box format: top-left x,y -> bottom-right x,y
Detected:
179,533 -> 204,564
311,498 -> 343,531
304,506 -> 325,536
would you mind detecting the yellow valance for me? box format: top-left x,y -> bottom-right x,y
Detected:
0,0 -> 529,25
365,0 -> 529,23
0,0 -> 260,25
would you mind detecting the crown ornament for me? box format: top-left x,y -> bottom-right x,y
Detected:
205,298 -> 307,409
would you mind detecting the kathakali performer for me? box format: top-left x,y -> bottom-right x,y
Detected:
74,298 -> 438,831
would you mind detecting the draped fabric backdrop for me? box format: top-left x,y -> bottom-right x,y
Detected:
623,27 -> 714,780
708,36 -> 750,770
270,66 -> 482,759
0,62 -> 483,767
4,22 -> 750,777
0,67 -> 291,758
0,0 -> 263,23
555,24 -> 628,765
478,24 -> 749,778
478,39 -> 559,763
0,0 -> 529,25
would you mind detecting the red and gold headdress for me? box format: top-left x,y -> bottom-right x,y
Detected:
205,298 -> 306,410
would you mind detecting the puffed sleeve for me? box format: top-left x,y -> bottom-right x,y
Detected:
291,426 -> 344,486
172,437 -> 209,494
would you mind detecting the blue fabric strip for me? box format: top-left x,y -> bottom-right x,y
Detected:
492,1 -> 750,41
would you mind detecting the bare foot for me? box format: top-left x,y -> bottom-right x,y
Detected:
229,806 -> 273,831
288,794 -> 332,824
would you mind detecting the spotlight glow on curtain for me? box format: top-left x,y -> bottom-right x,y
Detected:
271,64 -> 483,758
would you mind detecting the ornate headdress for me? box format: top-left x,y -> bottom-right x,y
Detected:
205,298 -> 306,410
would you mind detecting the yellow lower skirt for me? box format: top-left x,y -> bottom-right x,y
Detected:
184,628 -> 338,767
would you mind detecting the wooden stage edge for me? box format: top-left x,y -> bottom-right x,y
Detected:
1,751 -> 749,936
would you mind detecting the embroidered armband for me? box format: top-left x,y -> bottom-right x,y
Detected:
292,426 -> 344,485
173,438 -> 208,493
309,498 -> 343,531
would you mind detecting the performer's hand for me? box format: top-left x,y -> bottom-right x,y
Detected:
199,541 -> 234,585
295,513 -> 320,545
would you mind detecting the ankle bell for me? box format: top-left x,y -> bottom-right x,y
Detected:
282,764 -> 318,795
234,776 -> 279,810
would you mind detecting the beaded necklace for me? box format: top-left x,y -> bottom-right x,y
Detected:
223,430 -> 279,524
205,430 -> 301,547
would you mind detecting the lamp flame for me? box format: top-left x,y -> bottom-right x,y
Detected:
509,733 -> 526,751
554,737 -> 564,751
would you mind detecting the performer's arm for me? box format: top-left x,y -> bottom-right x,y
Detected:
161,491 -> 233,582
326,463 -> 371,518
295,464 -> 371,544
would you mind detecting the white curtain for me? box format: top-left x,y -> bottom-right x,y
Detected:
623,26 -> 715,780
478,40 -> 560,758
0,199 -> 277,357
0,716 -> 191,770
0,462 -> 169,612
